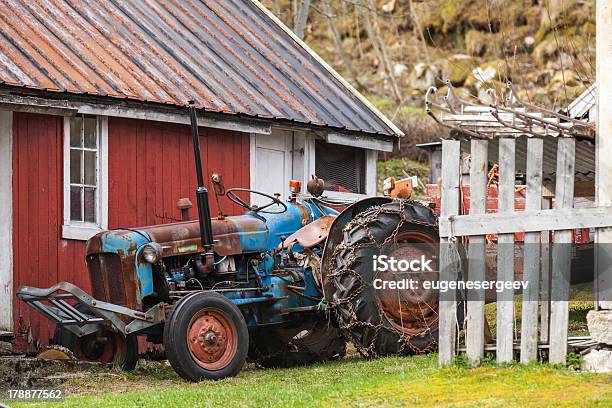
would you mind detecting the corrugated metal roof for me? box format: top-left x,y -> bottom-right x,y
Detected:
0,0 -> 401,137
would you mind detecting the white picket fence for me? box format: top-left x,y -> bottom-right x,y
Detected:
437,137 -> 612,366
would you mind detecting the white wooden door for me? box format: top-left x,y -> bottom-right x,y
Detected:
0,110 -> 13,333
250,130 -> 293,207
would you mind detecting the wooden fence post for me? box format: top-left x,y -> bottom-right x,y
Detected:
497,138 -> 516,363
540,200 -> 552,344
549,137 -> 576,363
466,139 -> 488,366
595,0 -> 612,311
520,138 -> 543,363
439,139 -> 461,366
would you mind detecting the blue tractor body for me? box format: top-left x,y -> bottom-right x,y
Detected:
84,198 -> 337,321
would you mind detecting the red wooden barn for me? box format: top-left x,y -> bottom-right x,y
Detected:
0,0 -> 402,351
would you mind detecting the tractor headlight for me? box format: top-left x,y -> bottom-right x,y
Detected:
142,243 -> 162,264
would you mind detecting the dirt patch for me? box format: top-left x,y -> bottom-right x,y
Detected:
0,356 -> 102,388
0,342 -> 12,356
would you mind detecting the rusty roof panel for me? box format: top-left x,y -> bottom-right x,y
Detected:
0,0 -> 401,137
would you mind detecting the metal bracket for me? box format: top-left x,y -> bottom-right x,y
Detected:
17,282 -> 166,337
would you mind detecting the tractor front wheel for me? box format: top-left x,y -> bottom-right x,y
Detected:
163,292 -> 249,381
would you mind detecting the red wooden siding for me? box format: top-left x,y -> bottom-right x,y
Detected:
12,112 -> 87,347
107,117 -> 250,228
12,113 -> 250,348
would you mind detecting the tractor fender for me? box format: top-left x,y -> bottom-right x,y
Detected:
320,197 -> 392,301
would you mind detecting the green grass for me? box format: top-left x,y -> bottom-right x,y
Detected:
377,159 -> 430,198
484,283 -> 595,337
9,354 -> 612,407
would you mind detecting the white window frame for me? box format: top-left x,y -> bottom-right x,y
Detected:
62,115 -> 108,241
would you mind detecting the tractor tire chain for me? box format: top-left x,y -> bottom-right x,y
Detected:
328,200 -> 440,357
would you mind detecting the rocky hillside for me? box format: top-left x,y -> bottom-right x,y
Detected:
263,0 -> 594,160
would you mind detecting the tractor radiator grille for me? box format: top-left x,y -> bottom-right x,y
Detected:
86,253 -> 127,306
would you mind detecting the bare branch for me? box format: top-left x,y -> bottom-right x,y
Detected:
320,0 -> 363,89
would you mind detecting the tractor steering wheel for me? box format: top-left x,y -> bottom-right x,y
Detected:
225,188 -> 288,214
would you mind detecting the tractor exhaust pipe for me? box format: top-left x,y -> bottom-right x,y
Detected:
188,101 -> 214,252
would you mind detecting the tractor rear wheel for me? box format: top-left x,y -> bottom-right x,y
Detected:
74,329 -> 139,370
328,200 -> 442,357
249,318 -> 346,368
163,292 -> 248,381
53,305 -> 138,371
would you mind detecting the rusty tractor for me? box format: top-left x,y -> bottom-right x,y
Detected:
17,104 -> 442,381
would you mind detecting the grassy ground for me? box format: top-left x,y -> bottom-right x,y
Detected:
6,290 -> 600,407
8,354 -> 611,408
484,283 -> 594,337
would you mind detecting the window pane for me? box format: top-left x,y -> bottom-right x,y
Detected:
84,150 -> 96,185
84,187 -> 96,223
70,149 -> 82,184
70,117 -> 82,147
83,117 -> 97,148
70,186 -> 82,221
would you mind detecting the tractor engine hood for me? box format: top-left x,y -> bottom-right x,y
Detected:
138,216 -> 269,257
83,199 -> 331,309
86,198 -> 320,259
86,216 -> 269,259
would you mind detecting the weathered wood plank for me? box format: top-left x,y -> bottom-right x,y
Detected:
543,180 -> 594,198
466,139 -> 488,366
549,137 -> 576,363
439,206 -> 612,237
439,140 -> 461,366
497,138 -> 516,363
520,138 -> 543,363
540,199 -> 552,344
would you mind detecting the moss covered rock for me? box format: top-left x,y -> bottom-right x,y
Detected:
535,0 -> 594,43
408,63 -> 441,92
464,60 -> 511,92
437,54 -> 477,87
465,30 -> 501,57
546,78 -> 588,106
550,70 -> 580,88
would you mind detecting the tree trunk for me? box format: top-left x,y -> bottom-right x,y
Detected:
294,0 -> 311,40
321,0 -> 362,90
360,0 -> 401,102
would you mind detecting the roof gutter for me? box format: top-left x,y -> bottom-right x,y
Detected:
0,92 -> 271,135
326,132 -> 394,152
249,0 -> 404,138
0,88 -> 400,143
